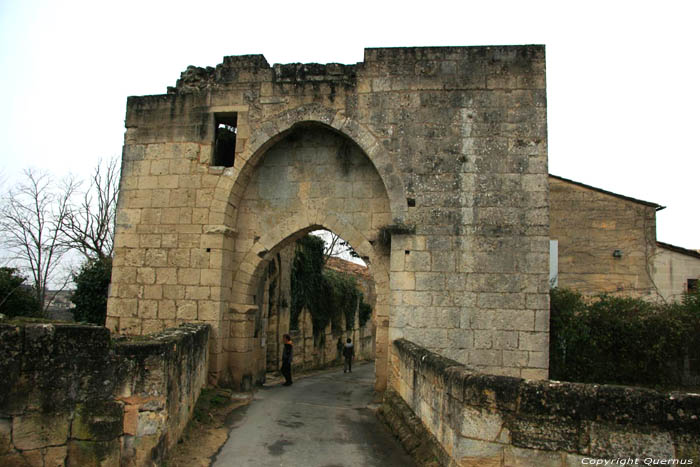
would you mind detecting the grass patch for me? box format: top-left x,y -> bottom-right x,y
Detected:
192,388 -> 234,424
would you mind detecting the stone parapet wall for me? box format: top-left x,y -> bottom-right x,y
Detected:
388,339 -> 700,466
0,322 -> 209,466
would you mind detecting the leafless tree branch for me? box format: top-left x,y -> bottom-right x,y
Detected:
0,169 -> 77,315
60,157 -> 119,260
315,229 -> 360,265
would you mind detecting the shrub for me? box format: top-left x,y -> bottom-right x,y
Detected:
549,288 -> 700,386
0,267 -> 41,317
72,257 -> 112,325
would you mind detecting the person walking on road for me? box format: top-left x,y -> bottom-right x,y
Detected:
281,334 -> 294,386
343,337 -> 355,373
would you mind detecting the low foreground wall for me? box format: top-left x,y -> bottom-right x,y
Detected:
0,322 -> 209,466
385,339 -> 699,466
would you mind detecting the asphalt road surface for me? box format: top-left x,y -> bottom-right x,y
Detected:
212,362 -> 416,467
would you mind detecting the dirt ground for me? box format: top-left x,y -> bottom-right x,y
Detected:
164,388 -> 253,467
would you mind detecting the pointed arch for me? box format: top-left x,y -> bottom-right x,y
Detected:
230,205 -> 389,307
208,104 -> 408,229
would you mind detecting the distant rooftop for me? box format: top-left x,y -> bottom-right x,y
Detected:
325,256 -> 371,281
657,241 -> 700,259
549,174 -> 665,211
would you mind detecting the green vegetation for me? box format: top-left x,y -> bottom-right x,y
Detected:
550,288 -> 700,386
72,256 -> 112,325
290,235 -> 372,338
359,301 -> 372,327
0,267 -> 41,317
193,388 -> 233,424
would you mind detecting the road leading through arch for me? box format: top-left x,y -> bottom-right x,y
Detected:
212,362 -> 415,467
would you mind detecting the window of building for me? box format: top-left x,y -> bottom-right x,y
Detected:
212,113 -> 237,167
688,278 -> 699,293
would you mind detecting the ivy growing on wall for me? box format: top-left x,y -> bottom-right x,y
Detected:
290,235 -> 372,340
325,269 -> 360,332
359,301 -> 372,327
290,235 -> 325,333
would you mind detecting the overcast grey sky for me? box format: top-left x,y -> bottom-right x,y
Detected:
1,0 -> 697,249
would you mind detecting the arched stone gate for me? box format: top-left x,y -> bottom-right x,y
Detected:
108,46 -> 550,392
220,121 -> 395,390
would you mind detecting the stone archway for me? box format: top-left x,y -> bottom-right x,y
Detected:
220,121 -> 393,391
109,47 -> 551,400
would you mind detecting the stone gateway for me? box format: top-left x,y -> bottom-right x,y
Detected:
107,46 -> 550,391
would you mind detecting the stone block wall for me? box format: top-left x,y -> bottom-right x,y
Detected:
0,322 -> 209,466
387,339 -> 700,466
290,307 -> 374,372
363,46 -> 550,381
549,175 -> 659,298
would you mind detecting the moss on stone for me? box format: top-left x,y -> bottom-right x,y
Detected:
72,401 -> 123,441
68,439 -> 120,466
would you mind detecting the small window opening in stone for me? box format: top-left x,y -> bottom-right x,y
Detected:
688,278 -> 699,293
405,250 -> 410,255
407,198 -> 416,207
213,113 -> 237,167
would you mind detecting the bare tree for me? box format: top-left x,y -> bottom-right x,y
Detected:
314,229 -> 360,264
60,157 -> 119,260
0,169 -> 77,315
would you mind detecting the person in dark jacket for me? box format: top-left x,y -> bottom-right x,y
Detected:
281,334 -> 293,386
343,337 -> 355,373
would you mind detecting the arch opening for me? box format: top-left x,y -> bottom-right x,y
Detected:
223,123 -> 392,391
253,229 -> 378,382
209,107 -> 409,234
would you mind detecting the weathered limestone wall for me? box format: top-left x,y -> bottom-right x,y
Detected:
0,322 -> 209,466
387,339 -> 700,466
264,246 -> 377,373
290,307 -> 374,372
549,176 -> 659,298
108,45 -> 550,390
653,244 -> 700,302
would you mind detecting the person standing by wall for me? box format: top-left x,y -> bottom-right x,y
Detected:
281,334 -> 294,386
343,337 -> 355,373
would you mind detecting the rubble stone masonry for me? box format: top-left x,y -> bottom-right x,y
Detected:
0,322 -> 209,466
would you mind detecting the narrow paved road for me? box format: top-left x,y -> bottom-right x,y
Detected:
212,362 -> 416,467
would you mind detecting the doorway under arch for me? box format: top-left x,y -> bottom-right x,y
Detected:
222,123 -> 393,391
255,230 -> 379,383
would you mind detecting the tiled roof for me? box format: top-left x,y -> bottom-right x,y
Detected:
324,256 -> 372,280
657,241 -> 700,260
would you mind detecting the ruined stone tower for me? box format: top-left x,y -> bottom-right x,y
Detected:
107,46 -> 549,390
